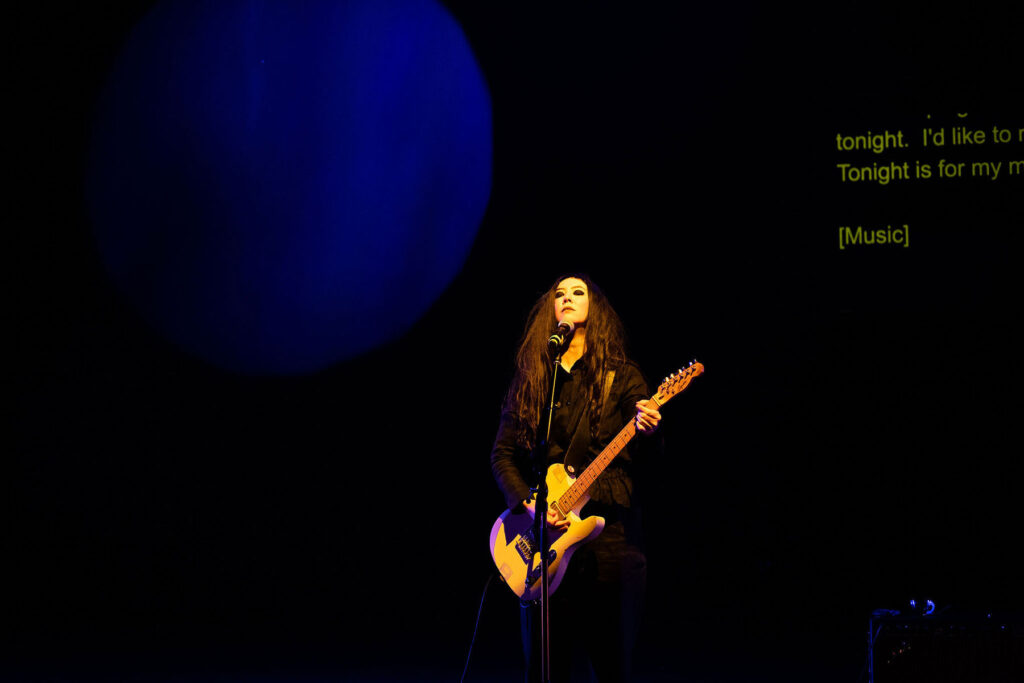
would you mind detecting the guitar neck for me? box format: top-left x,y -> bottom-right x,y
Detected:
554,395 -> 661,515
550,361 -> 703,516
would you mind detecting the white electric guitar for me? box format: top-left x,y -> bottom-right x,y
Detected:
489,361 -> 704,600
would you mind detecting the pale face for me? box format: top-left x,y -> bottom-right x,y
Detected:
553,278 -> 590,327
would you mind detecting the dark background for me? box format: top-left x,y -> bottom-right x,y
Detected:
10,1 -> 1022,681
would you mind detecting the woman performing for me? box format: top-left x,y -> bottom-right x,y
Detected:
490,273 -> 663,683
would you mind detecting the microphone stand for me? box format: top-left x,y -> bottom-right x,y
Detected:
530,344 -> 562,683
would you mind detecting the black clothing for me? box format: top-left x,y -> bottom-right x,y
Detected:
520,521 -> 646,683
490,360 -> 653,521
490,359 -> 658,683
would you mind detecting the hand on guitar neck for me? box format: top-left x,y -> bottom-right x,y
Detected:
634,398 -> 661,433
522,498 -> 571,532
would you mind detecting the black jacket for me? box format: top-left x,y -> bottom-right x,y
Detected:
489,360 -> 659,519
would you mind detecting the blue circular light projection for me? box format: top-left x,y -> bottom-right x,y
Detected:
88,0 -> 491,374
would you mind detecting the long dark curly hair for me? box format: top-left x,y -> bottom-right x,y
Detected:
502,273 -> 629,450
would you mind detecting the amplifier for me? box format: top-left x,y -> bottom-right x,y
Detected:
868,607 -> 1023,683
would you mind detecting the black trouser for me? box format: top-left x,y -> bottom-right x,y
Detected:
520,522 -> 647,683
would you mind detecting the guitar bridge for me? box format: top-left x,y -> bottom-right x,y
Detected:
514,533 -> 535,563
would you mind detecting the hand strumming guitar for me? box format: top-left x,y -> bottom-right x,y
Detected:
523,498 -> 571,531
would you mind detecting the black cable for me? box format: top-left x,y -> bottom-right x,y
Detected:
459,573 -> 495,683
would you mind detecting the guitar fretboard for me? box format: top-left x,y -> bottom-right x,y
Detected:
554,397 -> 658,515
551,362 -> 703,517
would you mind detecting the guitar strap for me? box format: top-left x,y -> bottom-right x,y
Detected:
563,370 -> 615,475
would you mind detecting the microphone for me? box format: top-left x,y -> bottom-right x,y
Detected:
547,320 -> 575,350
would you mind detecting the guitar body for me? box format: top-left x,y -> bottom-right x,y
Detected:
489,462 -> 605,601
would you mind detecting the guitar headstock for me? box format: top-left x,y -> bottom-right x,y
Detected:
654,360 -> 704,404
